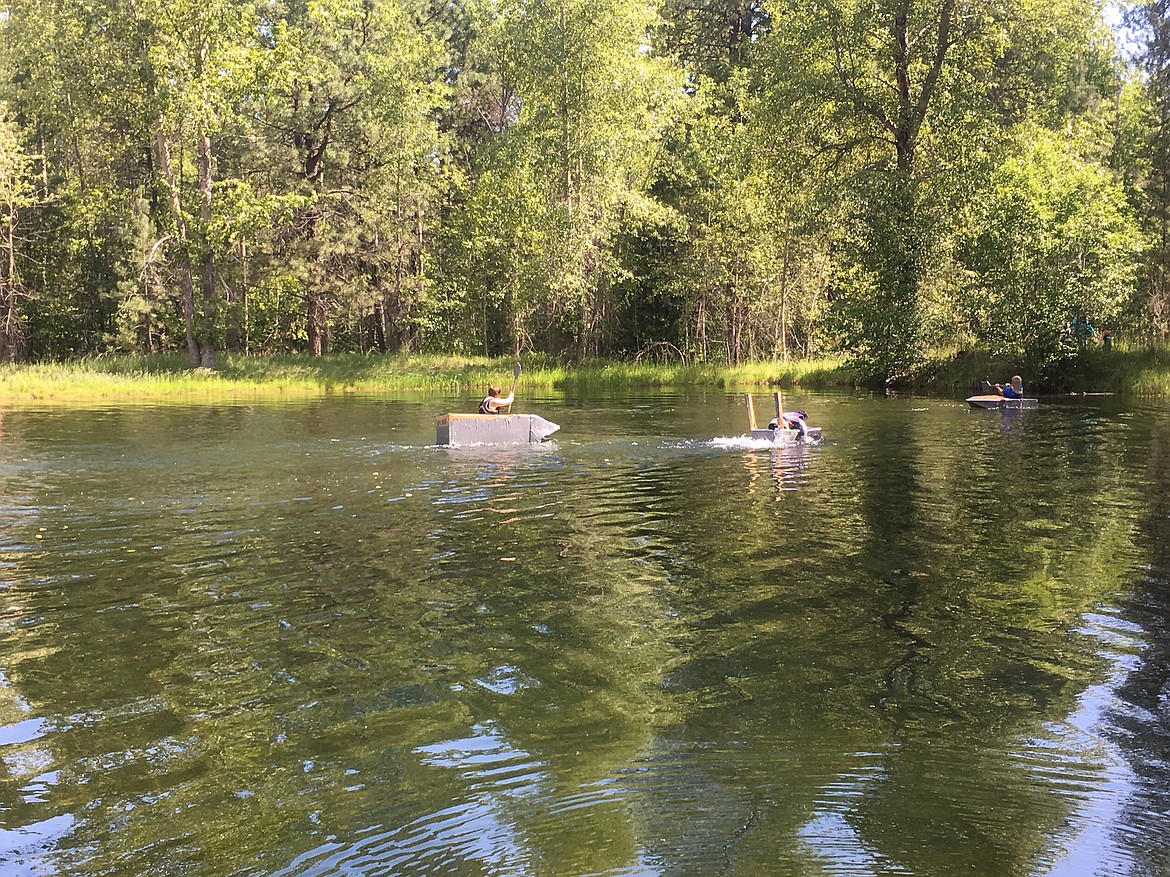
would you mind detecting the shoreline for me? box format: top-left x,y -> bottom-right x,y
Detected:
2,348 -> 1168,402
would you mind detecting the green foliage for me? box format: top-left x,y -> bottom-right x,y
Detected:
0,0 -> 1157,376
1122,0 -> 1170,340
446,0 -> 684,358
752,0 -> 1128,383
0,104 -> 37,360
960,127 -> 1142,371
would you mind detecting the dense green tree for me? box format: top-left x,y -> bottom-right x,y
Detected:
616,0 -> 830,365
0,105 -> 35,360
629,75 -> 833,363
446,0 -> 683,359
125,0 -> 272,366
0,0 -> 1152,373
0,0 -> 146,359
754,0 -> 1122,381
253,0 -> 449,355
960,126 -> 1142,369
753,0 -> 964,380
659,0 -> 770,82
1124,0 -> 1170,339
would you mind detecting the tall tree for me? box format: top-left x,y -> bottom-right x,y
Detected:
0,0 -> 148,359
126,0 -> 281,367
755,0 -> 961,380
615,0 -> 835,365
756,0 -> 1121,382
1126,0 -> 1170,338
0,107 -> 35,361
960,126 -> 1141,370
631,75 -> 834,364
257,0 -> 448,355
453,0 -> 684,358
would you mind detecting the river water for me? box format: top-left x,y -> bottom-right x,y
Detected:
1,390 -> 1168,877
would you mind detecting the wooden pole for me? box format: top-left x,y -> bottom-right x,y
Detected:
773,391 -> 783,424
744,394 -> 757,430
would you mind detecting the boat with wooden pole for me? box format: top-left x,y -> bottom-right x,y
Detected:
744,391 -> 822,445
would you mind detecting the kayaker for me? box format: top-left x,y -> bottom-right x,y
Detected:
996,375 -> 1023,398
479,385 -> 514,414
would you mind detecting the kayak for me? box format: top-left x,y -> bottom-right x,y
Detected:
966,394 -> 1039,410
436,413 -> 560,446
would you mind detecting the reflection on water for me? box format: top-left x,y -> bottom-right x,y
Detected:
0,393 -> 1169,876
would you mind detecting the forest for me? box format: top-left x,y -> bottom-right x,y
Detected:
0,0 -> 1166,384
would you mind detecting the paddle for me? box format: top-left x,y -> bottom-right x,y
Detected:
503,361 -> 520,413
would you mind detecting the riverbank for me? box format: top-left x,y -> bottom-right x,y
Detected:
916,344 -> 1170,397
0,354 -> 848,402
1,347 -> 1168,402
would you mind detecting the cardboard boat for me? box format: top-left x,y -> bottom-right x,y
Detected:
966,394 -> 1039,410
436,413 -> 560,446
748,426 -> 824,445
743,393 -> 823,445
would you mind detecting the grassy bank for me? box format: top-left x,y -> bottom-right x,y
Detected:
2,347 -> 1169,402
913,343 -> 1170,396
0,353 -> 849,402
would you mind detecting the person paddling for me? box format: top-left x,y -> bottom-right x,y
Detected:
479,385 -> 514,414
995,375 -> 1024,399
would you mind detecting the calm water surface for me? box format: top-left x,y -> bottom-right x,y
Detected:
1,390 -> 1169,877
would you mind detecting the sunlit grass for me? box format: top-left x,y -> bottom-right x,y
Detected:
0,353 -> 852,402
1102,344 -> 1170,396
914,342 -> 1170,397
5,346 -> 1170,402
527,356 -> 847,389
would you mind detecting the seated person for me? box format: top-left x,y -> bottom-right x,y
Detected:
995,375 -> 1024,399
767,410 -> 809,438
478,385 -> 514,414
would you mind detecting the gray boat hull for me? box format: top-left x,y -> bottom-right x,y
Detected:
436,413 -> 560,446
749,426 -> 823,445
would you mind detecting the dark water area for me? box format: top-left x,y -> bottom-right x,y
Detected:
1,390 -> 1169,876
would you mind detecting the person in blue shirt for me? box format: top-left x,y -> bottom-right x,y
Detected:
996,375 -> 1023,398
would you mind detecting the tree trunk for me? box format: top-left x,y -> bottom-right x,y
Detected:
196,128 -> 217,368
0,212 -> 20,362
890,0 -> 953,174
154,130 -> 200,366
307,290 -> 329,355
779,238 -> 790,362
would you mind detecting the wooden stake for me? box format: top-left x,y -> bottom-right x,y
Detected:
774,391 -> 783,423
744,394 -> 757,430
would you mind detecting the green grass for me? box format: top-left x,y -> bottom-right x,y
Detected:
527,356 -> 847,390
0,353 -> 851,402
3,347 -> 1169,402
912,343 -> 1170,396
